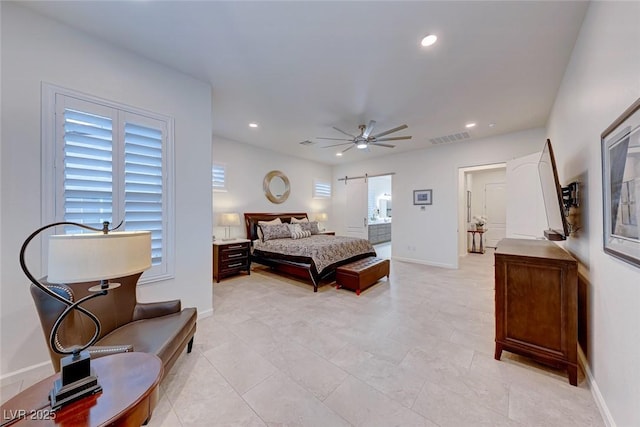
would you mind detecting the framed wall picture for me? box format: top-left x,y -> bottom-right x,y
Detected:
413,189 -> 433,205
601,98 -> 640,268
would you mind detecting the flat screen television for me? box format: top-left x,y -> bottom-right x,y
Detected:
538,139 -> 570,241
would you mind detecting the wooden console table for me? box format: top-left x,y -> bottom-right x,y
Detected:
1,352 -> 162,426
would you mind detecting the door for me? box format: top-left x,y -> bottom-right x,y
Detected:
345,179 -> 368,239
506,151 -> 547,239
484,183 -> 506,247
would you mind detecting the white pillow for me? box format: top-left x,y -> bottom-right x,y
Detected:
290,216 -> 309,223
257,218 -> 282,240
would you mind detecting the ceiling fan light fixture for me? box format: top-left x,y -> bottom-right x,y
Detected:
420,34 -> 437,47
357,142 -> 368,149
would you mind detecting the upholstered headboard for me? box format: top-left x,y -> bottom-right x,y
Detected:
244,212 -> 309,241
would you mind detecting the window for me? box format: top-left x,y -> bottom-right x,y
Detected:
43,85 -> 174,282
313,179 -> 332,199
212,163 -> 227,192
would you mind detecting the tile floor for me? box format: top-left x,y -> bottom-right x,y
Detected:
153,249 -> 602,426
2,248 -> 604,426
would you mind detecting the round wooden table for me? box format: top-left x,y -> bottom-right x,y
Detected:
1,352 -> 162,426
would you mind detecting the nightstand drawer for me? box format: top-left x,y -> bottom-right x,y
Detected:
220,258 -> 249,272
220,242 -> 249,252
220,246 -> 249,262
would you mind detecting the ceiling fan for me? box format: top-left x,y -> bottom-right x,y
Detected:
318,120 -> 412,153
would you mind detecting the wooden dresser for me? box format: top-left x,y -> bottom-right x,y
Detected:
494,238 -> 578,385
213,239 -> 251,283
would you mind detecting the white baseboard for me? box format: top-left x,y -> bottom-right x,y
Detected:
198,308 -> 213,320
391,256 -> 455,269
0,360 -> 53,387
578,345 -> 616,427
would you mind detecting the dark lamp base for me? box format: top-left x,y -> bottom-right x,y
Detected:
50,373 -> 102,411
50,350 -> 102,410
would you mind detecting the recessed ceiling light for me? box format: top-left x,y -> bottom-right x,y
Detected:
465,122 -> 477,128
489,123 -> 496,128
249,123 -> 258,128
336,152 -> 343,157
420,34 -> 437,47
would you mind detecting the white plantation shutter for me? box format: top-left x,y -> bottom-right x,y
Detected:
313,179 -> 332,199
62,109 -> 114,228
212,163 -> 226,191
46,86 -> 174,282
124,122 -> 165,267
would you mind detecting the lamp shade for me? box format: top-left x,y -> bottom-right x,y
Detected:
315,212 -> 328,222
219,213 -> 241,227
47,231 -> 152,283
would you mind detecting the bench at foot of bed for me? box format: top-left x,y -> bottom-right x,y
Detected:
335,257 -> 390,296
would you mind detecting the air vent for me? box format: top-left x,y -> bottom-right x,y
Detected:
299,140 -> 314,146
429,132 -> 470,145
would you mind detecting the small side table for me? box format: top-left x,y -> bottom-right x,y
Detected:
0,352 -> 162,426
467,229 -> 487,254
213,238 -> 251,282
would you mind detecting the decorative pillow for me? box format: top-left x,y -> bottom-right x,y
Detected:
257,218 -> 282,241
287,223 -> 312,239
260,223 -> 291,241
290,216 -> 309,223
309,221 -> 320,234
299,221 -> 312,233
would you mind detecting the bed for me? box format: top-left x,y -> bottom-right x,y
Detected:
244,212 -> 376,292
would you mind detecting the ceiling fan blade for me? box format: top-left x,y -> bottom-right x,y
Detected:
322,142 -> 354,148
332,126 -> 356,138
375,135 -> 412,142
361,120 -> 376,139
342,145 -> 355,153
369,142 -> 395,148
372,124 -> 408,139
317,137 -> 353,141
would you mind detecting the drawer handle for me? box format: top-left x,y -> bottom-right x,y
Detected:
227,245 -> 244,249
228,262 -> 243,268
228,253 -> 244,258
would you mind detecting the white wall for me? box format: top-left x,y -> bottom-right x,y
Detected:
212,137 -> 333,239
0,4 -> 213,376
546,2 -> 640,425
333,128 -> 545,268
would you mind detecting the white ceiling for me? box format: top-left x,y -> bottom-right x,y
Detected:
20,1 -> 589,165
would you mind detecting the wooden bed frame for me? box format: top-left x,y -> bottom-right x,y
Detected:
244,212 -> 373,292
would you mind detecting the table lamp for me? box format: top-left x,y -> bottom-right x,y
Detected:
219,212 -> 240,240
315,212 -> 328,231
20,221 -> 151,410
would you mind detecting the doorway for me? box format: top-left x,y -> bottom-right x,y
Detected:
458,164 -> 506,256
367,175 -> 393,258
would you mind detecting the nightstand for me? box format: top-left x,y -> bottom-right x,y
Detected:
317,231 -> 335,235
213,239 -> 251,283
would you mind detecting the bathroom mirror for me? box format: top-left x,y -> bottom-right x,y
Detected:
263,170 -> 290,204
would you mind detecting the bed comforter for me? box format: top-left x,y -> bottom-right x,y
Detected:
252,235 -> 376,282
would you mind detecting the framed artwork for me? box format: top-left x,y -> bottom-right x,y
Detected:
413,189 -> 432,205
601,98 -> 640,268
